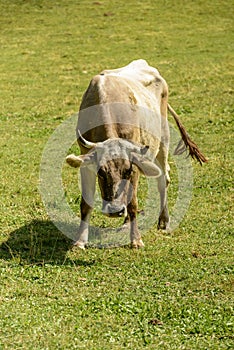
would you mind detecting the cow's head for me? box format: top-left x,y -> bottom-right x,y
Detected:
66,132 -> 161,218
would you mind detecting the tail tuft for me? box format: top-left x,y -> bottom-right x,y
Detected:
167,103 -> 208,165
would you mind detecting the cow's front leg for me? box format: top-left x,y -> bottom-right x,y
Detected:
73,167 -> 96,249
128,174 -> 144,248
157,174 -> 170,230
129,214 -> 144,248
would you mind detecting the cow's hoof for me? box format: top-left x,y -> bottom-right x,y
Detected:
72,240 -> 86,250
157,220 -> 170,231
131,239 -> 145,248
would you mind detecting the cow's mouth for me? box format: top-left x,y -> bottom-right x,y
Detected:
102,203 -> 127,218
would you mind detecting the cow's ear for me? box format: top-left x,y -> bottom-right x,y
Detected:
131,153 -> 161,177
66,153 -> 95,168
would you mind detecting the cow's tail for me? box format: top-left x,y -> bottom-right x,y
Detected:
167,103 -> 208,165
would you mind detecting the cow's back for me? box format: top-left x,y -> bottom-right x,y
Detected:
78,60 -> 168,157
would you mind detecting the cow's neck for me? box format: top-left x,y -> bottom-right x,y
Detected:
103,123 -> 119,139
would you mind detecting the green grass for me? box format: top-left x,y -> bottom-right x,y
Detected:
0,0 -> 233,349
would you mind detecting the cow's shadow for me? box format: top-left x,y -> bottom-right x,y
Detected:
0,219 -> 133,266
0,220 -> 83,266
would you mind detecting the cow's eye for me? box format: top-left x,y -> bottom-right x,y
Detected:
124,165 -> 132,178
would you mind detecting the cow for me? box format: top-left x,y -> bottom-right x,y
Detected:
66,59 -> 207,249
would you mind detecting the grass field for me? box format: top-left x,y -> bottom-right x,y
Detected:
0,0 -> 233,349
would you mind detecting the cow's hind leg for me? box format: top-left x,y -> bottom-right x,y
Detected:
73,167 -> 96,249
157,174 -> 170,230
156,143 -> 170,231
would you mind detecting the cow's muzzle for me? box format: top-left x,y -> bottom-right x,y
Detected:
102,203 -> 127,218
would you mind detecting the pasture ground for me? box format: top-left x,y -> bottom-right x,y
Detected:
0,1 -> 233,349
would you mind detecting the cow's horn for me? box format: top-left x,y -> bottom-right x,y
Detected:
77,130 -> 96,149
